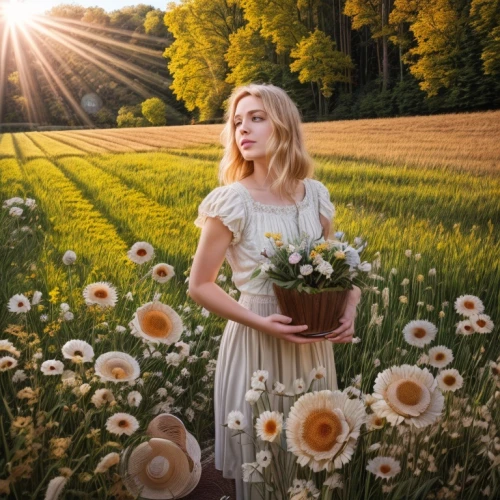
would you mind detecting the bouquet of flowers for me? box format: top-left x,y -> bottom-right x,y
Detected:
252,232 -> 371,336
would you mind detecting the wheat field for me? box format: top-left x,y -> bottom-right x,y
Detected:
0,113 -> 498,498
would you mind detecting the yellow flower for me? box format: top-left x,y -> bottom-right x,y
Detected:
276,241 -> 283,247
334,250 -> 346,259
314,243 -> 328,253
49,287 -> 60,304
310,250 -> 318,259
417,275 -> 424,282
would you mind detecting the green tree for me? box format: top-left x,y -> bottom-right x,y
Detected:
82,7 -> 110,26
142,97 -> 167,125
144,9 -> 170,37
290,29 -> 353,116
46,4 -> 86,19
116,105 -> 147,127
393,0 -> 466,97
164,0 -> 245,121
344,0 -> 396,91
225,25 -> 280,86
470,0 -> 500,76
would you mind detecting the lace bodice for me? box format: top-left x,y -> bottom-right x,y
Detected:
194,178 -> 335,296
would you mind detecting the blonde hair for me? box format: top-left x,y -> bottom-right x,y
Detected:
219,83 -> 314,201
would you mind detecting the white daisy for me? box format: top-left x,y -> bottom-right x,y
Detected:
256,450 -> 272,468
91,389 -> 115,408
273,382 -> 286,395
9,206 -> 23,217
286,390 -> 366,472
7,294 -> 31,313
428,346 -> 454,369
309,366 -> 326,382
0,356 -> 18,371
31,291 -> 42,305
105,413 -> 139,436
61,340 -> 94,363
245,389 -> 261,405
83,282 -> 118,308
3,196 -> 24,207
94,452 -> 120,473
151,263 -> 175,283
40,360 -> 65,375
241,462 -> 263,482
12,369 -> 27,383
293,378 -> 306,394
469,314 -> 494,334
227,410 -> 246,430
436,369 -> 463,392
372,365 -> 444,428
366,456 -> 401,480
455,319 -> 475,335
454,295 -> 484,317
94,352 -> 140,383
127,391 -> 142,407
62,250 -> 77,265
367,413 -> 385,430
402,320 -> 437,347
127,241 -> 154,264
129,301 -> 183,345
255,411 -> 283,442
0,340 -> 20,357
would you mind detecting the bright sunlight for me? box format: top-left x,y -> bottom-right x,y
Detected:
2,0 -> 34,27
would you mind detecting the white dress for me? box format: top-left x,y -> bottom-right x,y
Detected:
194,178 -> 338,500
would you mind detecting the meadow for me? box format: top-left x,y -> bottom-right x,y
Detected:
0,111 -> 499,499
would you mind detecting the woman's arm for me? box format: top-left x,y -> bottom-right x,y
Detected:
189,217 -> 324,344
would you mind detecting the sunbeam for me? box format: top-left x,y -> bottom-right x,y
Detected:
0,4 -> 175,127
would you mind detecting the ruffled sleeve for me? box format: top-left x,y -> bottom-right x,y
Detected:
314,180 -> 335,221
194,185 -> 246,245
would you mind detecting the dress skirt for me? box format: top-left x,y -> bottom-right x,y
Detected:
214,292 -> 338,500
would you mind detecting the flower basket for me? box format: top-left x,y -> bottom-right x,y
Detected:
273,283 -> 350,337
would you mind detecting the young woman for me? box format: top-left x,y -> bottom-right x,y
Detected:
189,83 -> 361,499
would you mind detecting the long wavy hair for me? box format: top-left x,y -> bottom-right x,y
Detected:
219,83 -> 314,201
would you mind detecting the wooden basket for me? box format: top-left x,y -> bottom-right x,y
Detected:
273,284 -> 350,337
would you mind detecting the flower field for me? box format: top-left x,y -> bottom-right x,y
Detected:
0,114 -> 499,499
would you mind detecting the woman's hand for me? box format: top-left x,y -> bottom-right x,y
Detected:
324,287 -> 361,343
324,304 -> 357,343
258,314 -> 325,344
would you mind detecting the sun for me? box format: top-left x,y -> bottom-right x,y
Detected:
2,1 -> 34,27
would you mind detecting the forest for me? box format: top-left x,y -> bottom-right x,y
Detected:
0,0 -> 499,128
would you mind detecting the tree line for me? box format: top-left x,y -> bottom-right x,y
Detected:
1,1 -> 499,128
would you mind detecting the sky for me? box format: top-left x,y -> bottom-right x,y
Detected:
5,1 -> 171,15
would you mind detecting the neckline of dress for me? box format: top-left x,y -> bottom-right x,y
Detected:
235,179 -> 310,211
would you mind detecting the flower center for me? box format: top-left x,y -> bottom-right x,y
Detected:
374,417 -> 383,426
264,420 -> 277,435
435,353 -> 445,361
157,269 -> 167,277
413,328 -> 427,339
463,301 -> 475,309
443,375 -> 456,386
94,289 -> 108,299
137,249 -> 147,256
18,302 -> 24,307
50,365 -> 56,370
74,350 -> 83,357
464,325 -> 472,331
118,420 -> 128,428
111,367 -> 127,379
476,320 -> 486,327
141,310 -> 172,338
380,464 -> 391,474
302,410 -> 343,453
395,380 -> 423,406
